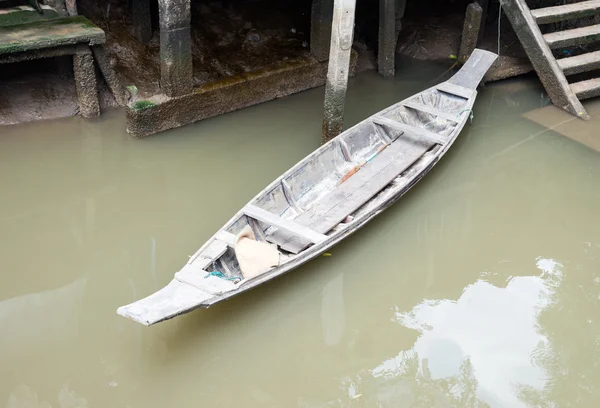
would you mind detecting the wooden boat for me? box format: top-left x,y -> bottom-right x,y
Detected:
117,49 -> 497,326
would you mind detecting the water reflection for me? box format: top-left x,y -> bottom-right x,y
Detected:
370,258 -> 561,407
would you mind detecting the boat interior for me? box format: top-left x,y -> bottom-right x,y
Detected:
181,83 -> 472,285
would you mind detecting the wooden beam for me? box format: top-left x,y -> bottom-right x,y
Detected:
557,50 -> 600,76
402,100 -> 460,123
372,116 -> 445,145
244,204 -> 327,244
215,230 -> 236,247
531,0 -> 600,25
436,82 -> 473,99
378,0 -> 396,76
544,24 -> 600,49
570,77 -> 600,100
322,0 -> 356,143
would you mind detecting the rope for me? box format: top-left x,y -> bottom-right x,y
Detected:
457,108 -> 474,124
205,270 -> 242,282
497,1 -> 502,67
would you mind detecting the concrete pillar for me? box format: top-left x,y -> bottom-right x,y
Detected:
73,51 -> 100,118
378,0 -> 396,77
132,0 -> 153,44
322,0 -> 356,144
311,0 -> 334,62
459,2 -> 483,64
158,0 -> 193,97
92,45 -> 131,107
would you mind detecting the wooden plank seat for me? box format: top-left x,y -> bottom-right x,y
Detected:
0,15 -> 127,117
244,204 -> 327,244
372,116 -> 446,145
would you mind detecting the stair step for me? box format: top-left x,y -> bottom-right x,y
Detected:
544,24 -> 600,49
557,50 -> 600,75
532,0 -> 600,25
571,77 -> 600,100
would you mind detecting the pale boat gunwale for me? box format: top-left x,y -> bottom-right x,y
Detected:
117,49 -> 497,325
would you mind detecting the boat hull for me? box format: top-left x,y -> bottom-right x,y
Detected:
117,49 -> 498,326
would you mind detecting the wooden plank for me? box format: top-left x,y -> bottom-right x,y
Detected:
369,118 -> 403,142
116,279 -> 212,326
244,204 -> 327,244
557,50 -> 600,75
215,230 -> 236,247
247,218 -> 268,242
544,24 -> 600,49
372,116 -> 446,145
193,256 -> 216,270
531,0 -> 600,25
0,16 -> 105,55
402,100 -> 460,123
202,238 -> 228,259
281,179 -> 303,213
500,0 -> 589,119
175,264 -> 237,295
269,135 -> 434,253
338,138 -> 354,161
571,77 -> 600,100
436,82 -> 474,99
446,48 -> 497,89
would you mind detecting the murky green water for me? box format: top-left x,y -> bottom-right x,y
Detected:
1,61 -> 600,408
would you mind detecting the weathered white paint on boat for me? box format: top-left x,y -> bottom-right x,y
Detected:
117,49 -> 498,326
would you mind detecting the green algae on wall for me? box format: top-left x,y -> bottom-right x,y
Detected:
0,7 -> 59,27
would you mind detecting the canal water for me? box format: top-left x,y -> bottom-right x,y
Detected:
1,60 -> 599,408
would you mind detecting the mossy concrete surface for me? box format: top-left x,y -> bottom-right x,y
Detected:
126,51 -> 358,138
0,16 -> 105,54
0,6 -> 59,27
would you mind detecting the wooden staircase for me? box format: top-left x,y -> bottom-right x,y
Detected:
501,0 -> 600,119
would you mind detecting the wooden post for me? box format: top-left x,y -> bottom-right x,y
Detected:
459,2 -> 483,64
132,0 -> 153,44
158,0 -> 193,97
378,0 -> 396,76
311,0 -> 334,62
322,0 -> 356,144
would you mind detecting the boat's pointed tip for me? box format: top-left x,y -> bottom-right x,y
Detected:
115,279 -> 214,326
116,304 -> 154,326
